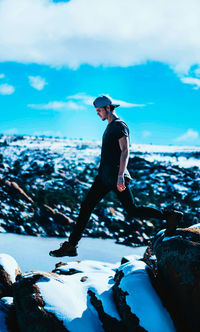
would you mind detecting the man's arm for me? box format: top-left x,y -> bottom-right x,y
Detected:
117,135 -> 129,192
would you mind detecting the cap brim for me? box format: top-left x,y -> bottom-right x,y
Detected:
113,104 -> 120,108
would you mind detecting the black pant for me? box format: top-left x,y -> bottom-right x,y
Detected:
69,176 -> 163,246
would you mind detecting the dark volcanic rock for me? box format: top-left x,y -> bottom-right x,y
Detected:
152,225 -> 200,331
0,135 -> 199,243
13,272 -> 69,332
88,290 -> 126,332
0,297 -> 19,332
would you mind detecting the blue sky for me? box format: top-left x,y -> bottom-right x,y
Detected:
0,0 -> 200,146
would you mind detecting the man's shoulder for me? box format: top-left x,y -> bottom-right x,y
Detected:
114,119 -> 129,131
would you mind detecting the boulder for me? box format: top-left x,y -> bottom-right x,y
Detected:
112,256 -> 175,332
0,297 -> 10,332
13,261 -> 121,332
152,225 -> 200,331
39,204 -> 73,226
0,254 -> 21,298
13,271 -> 68,332
0,297 -> 19,332
0,179 -> 34,204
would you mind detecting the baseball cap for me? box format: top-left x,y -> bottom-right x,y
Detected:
93,95 -> 120,108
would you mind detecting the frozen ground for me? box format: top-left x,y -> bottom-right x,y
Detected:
0,233 -> 146,272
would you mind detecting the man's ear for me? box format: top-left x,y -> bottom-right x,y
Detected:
106,105 -> 110,112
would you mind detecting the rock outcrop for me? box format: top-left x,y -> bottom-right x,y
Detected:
0,224 -> 199,331
151,225 -> 200,332
0,254 -> 176,332
13,272 -> 68,332
113,257 -> 175,332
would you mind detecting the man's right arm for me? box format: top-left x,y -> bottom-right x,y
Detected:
117,135 -> 129,192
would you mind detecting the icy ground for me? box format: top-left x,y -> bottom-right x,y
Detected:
0,233 -> 146,272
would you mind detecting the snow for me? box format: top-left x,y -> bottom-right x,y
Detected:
118,259 -> 175,332
173,184 -> 189,192
35,255 -> 175,331
0,253 -> 19,283
37,275 -> 103,332
141,154 -> 200,168
37,260 -> 121,331
162,235 -> 183,242
189,223 -> 200,228
131,144 -> 200,154
1,136 -> 200,170
57,261 -> 120,320
0,233 -> 147,272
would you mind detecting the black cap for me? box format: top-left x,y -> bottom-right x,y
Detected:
93,95 -> 120,108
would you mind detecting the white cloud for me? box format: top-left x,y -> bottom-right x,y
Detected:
0,83 -> 15,95
0,74 -> 5,79
0,0 -> 200,73
175,129 -> 199,142
67,93 -> 95,106
111,98 -> 145,108
28,100 -> 85,110
68,93 -> 144,108
29,92 -> 143,111
180,77 -> 200,89
142,131 -> 152,138
28,75 -> 47,90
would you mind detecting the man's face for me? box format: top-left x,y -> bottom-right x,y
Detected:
95,106 -> 108,121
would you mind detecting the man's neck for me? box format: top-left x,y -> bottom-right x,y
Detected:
107,112 -> 118,124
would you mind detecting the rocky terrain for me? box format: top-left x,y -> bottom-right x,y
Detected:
0,134 -> 199,246
0,224 -> 199,332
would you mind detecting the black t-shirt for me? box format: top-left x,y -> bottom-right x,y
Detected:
98,118 -> 132,186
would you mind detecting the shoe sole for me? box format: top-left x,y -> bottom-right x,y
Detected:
49,251 -> 77,257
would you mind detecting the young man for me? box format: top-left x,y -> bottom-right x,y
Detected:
49,95 -> 183,257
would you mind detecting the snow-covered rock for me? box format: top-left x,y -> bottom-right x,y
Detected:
113,257 -> 175,332
0,227 -> 199,332
11,256 -> 178,332
13,261 -> 122,332
0,254 -> 21,298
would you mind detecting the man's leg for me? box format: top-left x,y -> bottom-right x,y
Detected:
49,176 -> 110,256
69,177 -> 110,246
113,181 -> 163,219
113,181 -> 183,233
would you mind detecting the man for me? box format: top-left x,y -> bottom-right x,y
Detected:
49,95 -> 183,257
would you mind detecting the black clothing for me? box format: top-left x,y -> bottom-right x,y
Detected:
69,176 -> 163,246
68,116 -> 163,246
98,118 -> 132,186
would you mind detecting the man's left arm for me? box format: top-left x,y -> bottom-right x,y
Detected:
117,135 -> 129,192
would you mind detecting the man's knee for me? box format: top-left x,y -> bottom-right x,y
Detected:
80,198 -> 94,213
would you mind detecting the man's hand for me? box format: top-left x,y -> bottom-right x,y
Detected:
117,175 -> 126,192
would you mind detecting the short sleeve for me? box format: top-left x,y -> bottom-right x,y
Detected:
114,122 -> 129,140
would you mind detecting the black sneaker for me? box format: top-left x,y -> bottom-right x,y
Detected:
49,241 -> 78,257
163,210 -> 184,236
